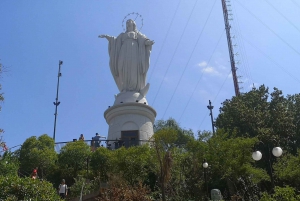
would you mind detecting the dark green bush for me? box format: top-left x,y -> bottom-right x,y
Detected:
0,175 -> 61,201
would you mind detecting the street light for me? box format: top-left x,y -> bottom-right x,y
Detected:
272,147 -> 283,157
252,145 -> 283,190
203,161 -> 208,168
203,159 -> 209,200
252,147 -> 283,161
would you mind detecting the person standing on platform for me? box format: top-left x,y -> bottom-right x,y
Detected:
79,134 -> 85,141
93,133 -> 100,148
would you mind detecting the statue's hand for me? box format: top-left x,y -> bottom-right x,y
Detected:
99,35 -> 112,41
145,40 -> 155,46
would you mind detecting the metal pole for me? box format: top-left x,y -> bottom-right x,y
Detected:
207,100 -> 215,135
205,168 -> 208,200
203,166 -> 209,200
268,144 -> 275,190
53,60 -> 63,141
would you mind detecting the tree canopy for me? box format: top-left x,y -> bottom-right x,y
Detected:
1,85 -> 300,200
216,85 -> 299,152
19,134 -> 57,179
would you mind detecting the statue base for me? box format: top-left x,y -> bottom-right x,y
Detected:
104,101 -> 156,148
113,91 -> 148,105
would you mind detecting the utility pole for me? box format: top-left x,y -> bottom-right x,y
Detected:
53,60 -> 63,141
221,0 -> 240,96
207,100 -> 215,135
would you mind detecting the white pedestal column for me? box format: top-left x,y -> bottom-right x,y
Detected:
104,102 -> 156,146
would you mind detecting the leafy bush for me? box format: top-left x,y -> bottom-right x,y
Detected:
260,186 -> 300,201
0,175 -> 61,201
68,176 -> 100,199
96,175 -> 153,201
0,152 -> 19,177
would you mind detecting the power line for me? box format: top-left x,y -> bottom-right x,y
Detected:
178,30 -> 225,122
231,0 -> 253,91
148,0 -> 182,82
241,36 -> 300,84
151,0 -> 199,106
162,0 -> 218,119
290,0 -> 300,10
236,1 -> 300,58
265,0 -> 300,34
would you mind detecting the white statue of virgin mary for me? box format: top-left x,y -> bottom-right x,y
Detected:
99,19 -> 154,96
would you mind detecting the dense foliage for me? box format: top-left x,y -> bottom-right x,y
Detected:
0,152 -> 19,177
0,175 -> 61,201
19,134 -> 57,179
1,85 -> 299,200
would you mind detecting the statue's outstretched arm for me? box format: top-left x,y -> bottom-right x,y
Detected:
98,34 -> 113,41
145,39 -> 155,46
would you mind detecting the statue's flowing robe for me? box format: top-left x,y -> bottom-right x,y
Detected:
107,32 -> 152,92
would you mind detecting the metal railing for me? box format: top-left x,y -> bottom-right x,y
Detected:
54,139 -> 153,153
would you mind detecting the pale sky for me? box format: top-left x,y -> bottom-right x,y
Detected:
0,0 -> 300,150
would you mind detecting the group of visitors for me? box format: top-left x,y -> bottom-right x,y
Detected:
77,133 -> 104,148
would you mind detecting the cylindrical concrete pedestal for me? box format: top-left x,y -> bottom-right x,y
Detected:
104,102 -> 156,147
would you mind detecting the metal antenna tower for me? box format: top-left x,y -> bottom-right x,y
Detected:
53,60 -> 63,141
221,0 -> 240,96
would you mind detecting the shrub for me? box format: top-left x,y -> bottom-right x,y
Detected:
68,176 -> 100,199
96,175 -> 153,201
0,175 -> 61,201
260,186 -> 300,201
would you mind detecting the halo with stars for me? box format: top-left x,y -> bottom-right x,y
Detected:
122,12 -> 144,32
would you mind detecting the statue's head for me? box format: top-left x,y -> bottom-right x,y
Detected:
126,19 -> 137,32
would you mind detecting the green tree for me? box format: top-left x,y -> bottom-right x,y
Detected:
152,128 -> 178,201
97,176 -> 153,201
286,94 -> 300,154
90,146 -> 112,181
110,145 -> 156,185
0,152 -> 19,177
153,119 -> 208,200
273,149 -> 300,190
215,86 -> 296,149
0,175 -> 62,201
58,140 -> 91,180
154,118 -> 195,145
19,134 -> 57,179
206,130 -> 269,200
215,85 -> 300,196
260,186 -> 300,201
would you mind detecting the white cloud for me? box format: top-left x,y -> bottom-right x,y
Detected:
198,61 -> 207,67
197,61 -> 221,76
202,66 -> 221,75
196,60 -> 229,77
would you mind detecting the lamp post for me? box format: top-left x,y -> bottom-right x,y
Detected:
53,60 -> 63,141
203,159 -> 209,200
252,144 -> 283,190
207,100 -> 215,135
